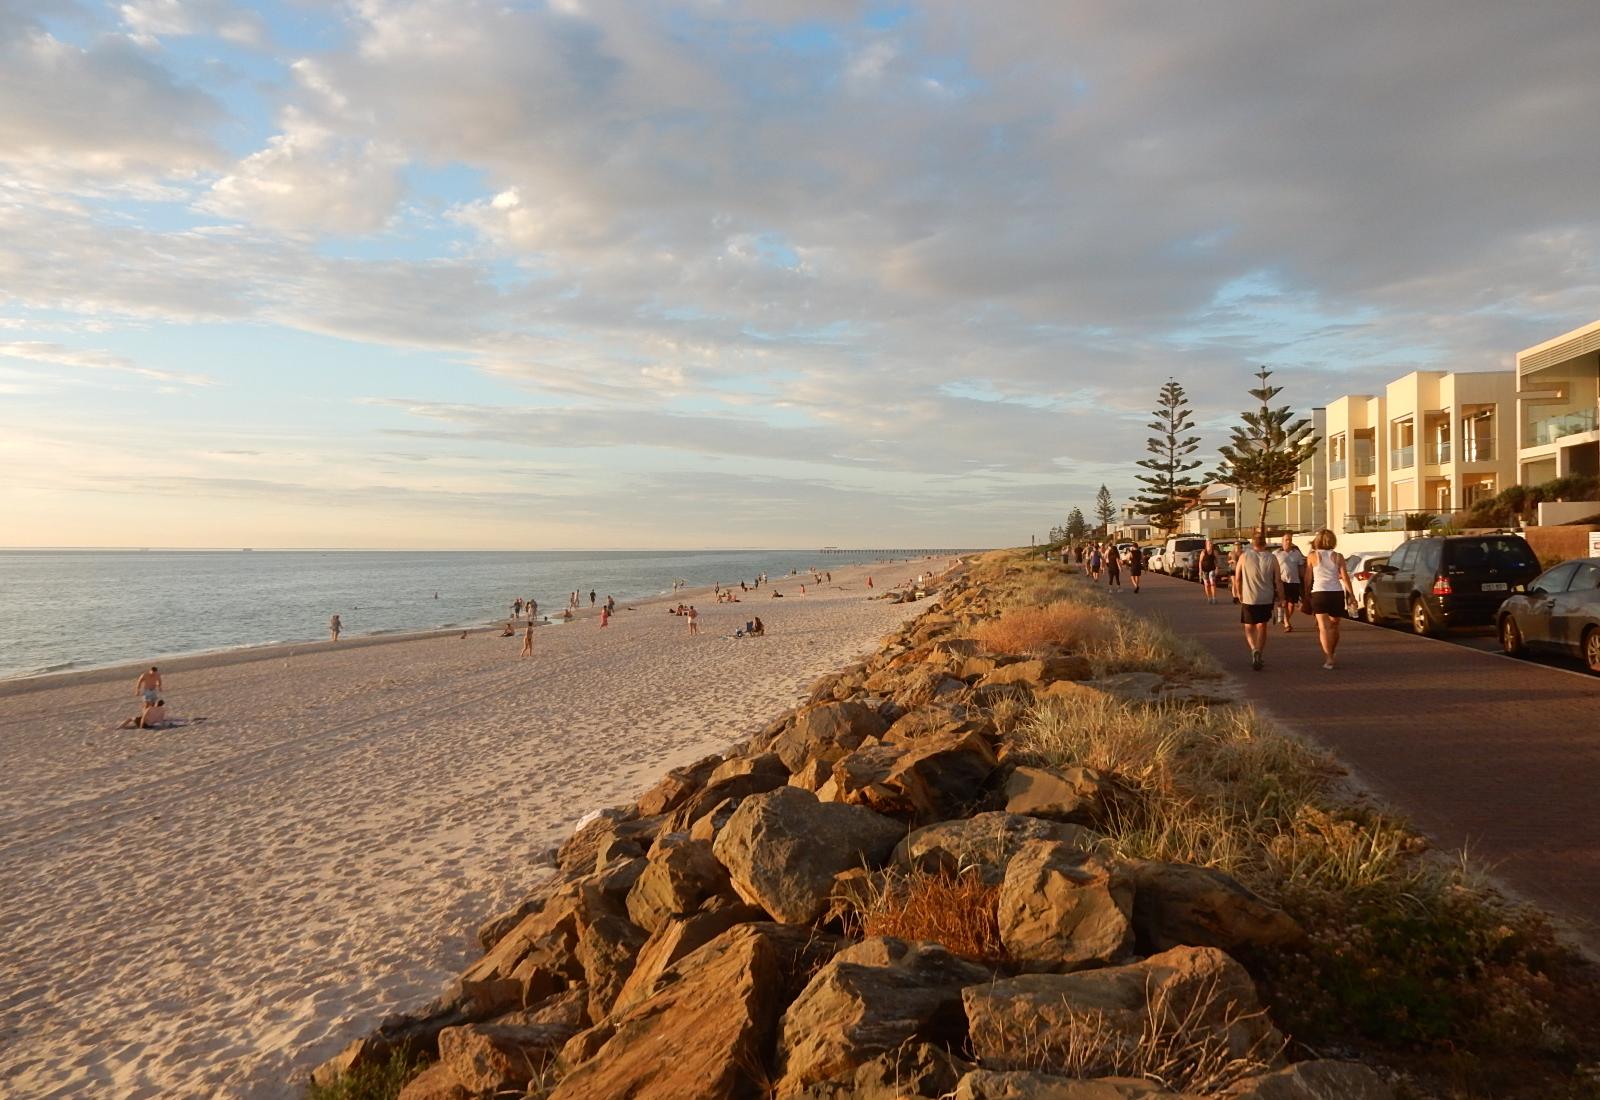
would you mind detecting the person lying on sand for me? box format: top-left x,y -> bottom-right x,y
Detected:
116,700 -> 201,731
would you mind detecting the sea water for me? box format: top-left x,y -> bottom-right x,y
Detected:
0,548 -> 952,680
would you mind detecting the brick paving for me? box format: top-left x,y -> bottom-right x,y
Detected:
1118,570 -> 1600,946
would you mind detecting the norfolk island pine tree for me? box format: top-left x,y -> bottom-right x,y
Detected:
1093,485 -> 1116,537
1214,366 -> 1319,536
1133,379 -> 1205,538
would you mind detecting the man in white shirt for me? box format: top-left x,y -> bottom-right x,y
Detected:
1274,534 -> 1307,633
1231,533 -> 1282,671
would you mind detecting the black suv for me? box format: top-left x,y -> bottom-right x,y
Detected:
1364,534 -> 1541,635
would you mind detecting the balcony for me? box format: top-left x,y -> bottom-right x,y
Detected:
1426,441 -> 1451,464
1328,459 -> 1347,480
1390,446 -> 1415,469
1459,440 -> 1494,462
1528,408 -> 1598,446
1343,509 -> 1469,535
1353,455 -> 1376,477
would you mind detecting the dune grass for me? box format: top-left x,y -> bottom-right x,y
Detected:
846,867 -> 1008,966
305,1048 -> 426,1100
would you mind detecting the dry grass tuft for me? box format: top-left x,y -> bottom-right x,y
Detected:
972,600 -> 1114,655
845,868 -> 1007,965
969,972 -> 1283,1095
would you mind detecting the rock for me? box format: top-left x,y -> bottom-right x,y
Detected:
688,798 -> 740,843
998,840 -> 1134,971
556,808 -> 631,874
477,889 -> 549,954
787,758 -> 833,791
830,729 -> 998,823
436,1020 -> 574,1094
953,1071 -> 1180,1099
713,787 -> 905,923
574,913 -> 648,1022
559,1021 -> 615,1068
626,838 -> 734,932
888,664 -> 969,709
894,812 -> 1096,884
611,903 -> 767,1015
962,946 -> 1284,1074
1128,862 -> 1302,953
883,701 -> 982,744
636,754 -> 723,816
1088,672 -> 1166,702
771,701 -> 890,772
493,985 -> 590,1029
311,1006 -> 470,1088
1037,680 -> 1110,705
1003,765 -> 1118,826
663,768 -> 790,832
709,751 -> 789,785
775,937 -> 993,1097
548,923 -> 842,1100
794,1043 -> 972,1099
960,655 -> 1000,680
978,656 -> 1092,689
396,1062 -> 470,1100
1224,1060 -> 1393,1099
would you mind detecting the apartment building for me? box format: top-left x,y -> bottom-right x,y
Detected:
1324,371 -> 1516,533
1516,319 -> 1600,485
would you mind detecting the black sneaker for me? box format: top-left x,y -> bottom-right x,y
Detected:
1251,650 -> 1263,671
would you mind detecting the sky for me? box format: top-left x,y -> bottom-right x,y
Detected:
2,0 -> 1599,549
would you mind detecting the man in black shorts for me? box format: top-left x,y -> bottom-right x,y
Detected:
1275,533 -> 1306,632
1232,533 -> 1282,671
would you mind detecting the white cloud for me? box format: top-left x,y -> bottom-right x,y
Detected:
118,0 -> 267,45
0,341 -> 213,386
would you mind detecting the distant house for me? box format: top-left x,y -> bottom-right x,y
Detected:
1110,505 -> 1156,543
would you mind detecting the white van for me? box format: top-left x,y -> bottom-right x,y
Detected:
1163,535 -> 1208,580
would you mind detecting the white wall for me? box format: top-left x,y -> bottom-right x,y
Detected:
1537,500 -> 1600,525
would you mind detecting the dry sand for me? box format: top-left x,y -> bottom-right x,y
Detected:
0,560 -> 935,1098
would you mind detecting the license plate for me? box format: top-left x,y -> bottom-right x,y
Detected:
1482,582 -> 1507,591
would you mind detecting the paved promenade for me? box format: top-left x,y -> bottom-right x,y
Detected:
1120,571 -> 1600,948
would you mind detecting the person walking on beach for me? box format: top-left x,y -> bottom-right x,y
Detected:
599,605 -> 610,628
605,595 -> 615,615
1303,528 -> 1355,669
589,589 -> 596,607
1274,534 -> 1306,632
1198,540 -> 1220,603
1232,533 -> 1281,671
520,620 -> 534,658
329,614 -> 341,642
686,605 -> 699,635
528,597 -> 538,618
1127,543 -> 1145,593
135,666 -> 162,706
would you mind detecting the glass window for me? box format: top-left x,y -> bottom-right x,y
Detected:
1389,542 -> 1416,571
1532,562 -> 1581,594
1479,538 -> 1538,571
1568,563 -> 1600,592
1420,541 -> 1443,573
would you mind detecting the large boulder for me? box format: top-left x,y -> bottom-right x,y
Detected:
663,768 -> 790,833
775,938 -> 993,1096
1128,861 -> 1302,953
830,729 -> 998,823
556,810 -> 666,876
1224,1060 -> 1393,1099
790,1043 -> 971,1099
548,923 -> 842,1100
977,656 -> 1093,690
963,946 -> 1285,1075
636,754 -> 723,817
713,787 -> 904,923
894,812 -> 1095,884
953,1071 -> 1180,1099
611,902 -> 766,1016
436,1019 -> 576,1094
771,701 -> 890,772
708,751 -> 790,786
574,912 -> 647,1022
1002,765 -> 1119,827
396,1063 -> 470,1100
996,841 -> 1133,971
626,838 -> 734,932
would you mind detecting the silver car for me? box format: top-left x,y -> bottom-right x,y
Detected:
1496,558 -> 1600,674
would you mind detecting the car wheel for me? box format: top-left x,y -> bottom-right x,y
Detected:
1410,598 -> 1434,637
1364,590 -> 1382,625
1499,615 -> 1525,657
1584,627 -> 1600,675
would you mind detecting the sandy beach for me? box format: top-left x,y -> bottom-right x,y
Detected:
0,560 -> 933,1098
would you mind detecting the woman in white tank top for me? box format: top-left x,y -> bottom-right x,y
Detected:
1302,528 -> 1354,669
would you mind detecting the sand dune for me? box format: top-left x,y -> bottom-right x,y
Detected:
0,561 -> 931,1098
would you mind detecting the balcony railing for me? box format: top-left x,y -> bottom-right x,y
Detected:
1328,459 -> 1347,480
1426,441 -> 1451,464
1528,408 -> 1598,446
1343,509 -> 1469,535
1458,440 -> 1494,462
1390,446 -> 1415,469
1353,455 -> 1376,477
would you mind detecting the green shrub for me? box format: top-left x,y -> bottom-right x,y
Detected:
306,1048 -> 428,1100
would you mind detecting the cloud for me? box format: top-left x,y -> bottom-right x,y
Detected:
0,341 -> 213,386
118,0 -> 267,46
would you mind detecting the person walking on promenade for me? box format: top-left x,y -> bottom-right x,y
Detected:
1303,528 -> 1355,670
520,620 -> 534,658
1127,543 -> 1145,593
1198,540 -> 1219,603
1275,534 -> 1306,632
1088,544 -> 1103,582
1104,543 -> 1122,591
1232,533 -> 1281,671
136,666 -> 163,707
687,605 -> 699,636
329,614 -> 341,643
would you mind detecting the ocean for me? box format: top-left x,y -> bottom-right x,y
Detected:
0,548 -> 956,681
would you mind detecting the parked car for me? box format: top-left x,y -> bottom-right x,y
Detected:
1496,558 -> 1600,673
1147,547 -> 1167,573
1364,534 -> 1541,635
1212,540 -> 1239,583
1345,551 -> 1390,622
1162,535 -> 1208,580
